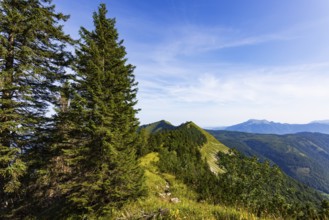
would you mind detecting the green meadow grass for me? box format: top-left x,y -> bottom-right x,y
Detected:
113,152 -> 267,220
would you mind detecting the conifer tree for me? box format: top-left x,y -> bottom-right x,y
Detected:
0,0 -> 72,213
55,4 -> 144,217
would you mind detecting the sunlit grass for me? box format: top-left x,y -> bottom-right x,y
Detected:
112,152 -> 267,220
187,122 -> 229,173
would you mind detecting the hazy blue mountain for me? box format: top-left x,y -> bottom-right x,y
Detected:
221,119 -> 329,134
312,120 -> 329,124
208,130 -> 329,193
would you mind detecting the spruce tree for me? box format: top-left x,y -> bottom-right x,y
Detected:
0,0 -> 72,214
55,4 -> 144,217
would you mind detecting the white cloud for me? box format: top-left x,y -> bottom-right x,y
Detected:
51,0 -> 329,127
123,22 -> 329,126
150,25 -> 293,64
136,62 -> 329,126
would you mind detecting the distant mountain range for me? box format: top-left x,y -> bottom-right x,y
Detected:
209,119 -> 329,134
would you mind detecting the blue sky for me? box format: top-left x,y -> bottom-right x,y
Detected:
54,0 -> 329,126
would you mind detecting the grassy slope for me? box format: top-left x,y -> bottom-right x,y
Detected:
188,122 -> 229,173
140,120 -> 230,174
114,152 -> 260,220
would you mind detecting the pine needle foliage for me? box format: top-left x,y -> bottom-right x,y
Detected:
0,0 -> 72,215
48,4 -> 144,217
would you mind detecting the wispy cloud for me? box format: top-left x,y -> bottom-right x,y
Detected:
142,62 -> 329,103
52,0 -> 329,126
136,61 -> 329,126
129,22 -> 329,126
150,25 -> 294,64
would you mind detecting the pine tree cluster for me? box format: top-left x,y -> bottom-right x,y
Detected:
0,1 -> 143,218
2,1 -> 329,219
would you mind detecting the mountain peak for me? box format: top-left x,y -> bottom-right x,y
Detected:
182,121 -> 198,127
311,120 -> 329,125
224,119 -> 329,135
140,120 -> 175,134
246,119 -> 271,124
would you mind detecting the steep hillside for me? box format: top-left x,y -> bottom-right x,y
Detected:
113,152 -> 256,219
140,121 -> 229,173
221,119 -> 329,134
178,122 -> 230,173
208,130 -> 329,193
191,122 -> 229,173
133,121 -> 325,219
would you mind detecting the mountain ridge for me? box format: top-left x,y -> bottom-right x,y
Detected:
135,120 -> 325,219
209,119 -> 329,134
140,120 -> 229,173
139,120 -> 176,134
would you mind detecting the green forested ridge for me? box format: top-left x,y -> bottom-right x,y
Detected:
139,121 -> 327,219
216,149 -> 323,218
209,130 -> 329,194
0,1 -> 329,219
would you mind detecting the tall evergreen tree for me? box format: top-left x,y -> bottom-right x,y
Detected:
0,0 -> 72,214
52,4 -> 144,217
